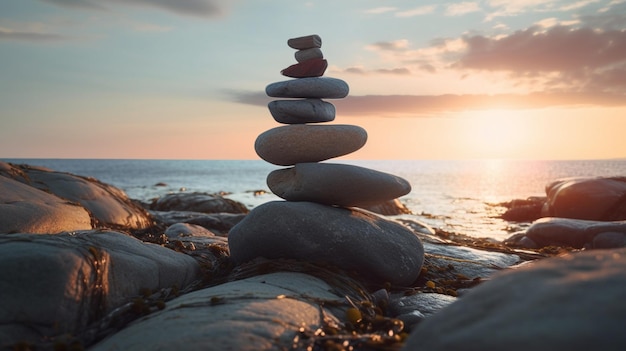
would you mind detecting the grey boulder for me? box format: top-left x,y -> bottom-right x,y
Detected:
228,201 -> 424,286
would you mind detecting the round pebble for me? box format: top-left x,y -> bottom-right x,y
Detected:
268,99 -> 335,124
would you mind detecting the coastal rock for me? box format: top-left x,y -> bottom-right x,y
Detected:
508,217 -> 626,249
0,176 -> 92,234
287,34 -> 322,49
0,231 -> 201,347
281,58 -> 328,78
0,162 -> 152,230
149,192 -> 249,214
544,177 -> 626,220
268,98 -> 335,124
295,47 -> 323,62
267,163 -> 411,207
90,272 -> 348,351
265,77 -> 349,99
228,201 -> 424,286
402,248 -> 626,351
255,125 -> 367,166
150,210 -> 246,236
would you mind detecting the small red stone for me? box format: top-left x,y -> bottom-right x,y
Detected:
281,58 -> 328,78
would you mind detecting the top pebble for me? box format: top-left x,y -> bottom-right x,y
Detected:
288,34 -> 322,50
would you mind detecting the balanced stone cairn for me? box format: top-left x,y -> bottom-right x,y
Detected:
228,35 -> 424,287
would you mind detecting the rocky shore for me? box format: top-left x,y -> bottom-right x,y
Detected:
2,160 -> 626,350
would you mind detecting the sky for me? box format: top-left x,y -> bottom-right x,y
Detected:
0,0 -> 625,160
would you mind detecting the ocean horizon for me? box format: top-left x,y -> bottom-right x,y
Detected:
4,158 -> 626,241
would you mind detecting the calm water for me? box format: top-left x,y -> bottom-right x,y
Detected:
4,158 -> 626,241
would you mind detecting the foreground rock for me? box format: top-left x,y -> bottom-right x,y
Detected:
0,231 -> 201,347
403,248 -> 626,351
267,162 -> 411,207
0,161 -> 152,231
506,217 -> 626,249
228,201 -> 424,286
91,272 -> 351,351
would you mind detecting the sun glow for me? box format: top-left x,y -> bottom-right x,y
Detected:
459,109 -> 532,159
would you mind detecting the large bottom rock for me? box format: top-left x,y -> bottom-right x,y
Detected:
0,231 -> 201,348
402,248 -> 626,351
228,201 -> 424,286
90,272 -> 347,351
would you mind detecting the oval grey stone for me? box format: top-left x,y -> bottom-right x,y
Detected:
228,201 -> 425,286
265,77 -> 349,99
268,99 -> 335,124
254,124 -> 367,166
267,163 -> 411,207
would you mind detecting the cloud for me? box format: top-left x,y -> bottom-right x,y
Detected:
0,28 -> 68,42
364,7 -> 397,14
226,90 -> 626,117
339,67 -> 412,75
366,39 -> 410,52
457,25 -> 626,71
38,0 -> 225,18
445,2 -> 481,16
395,5 -> 437,18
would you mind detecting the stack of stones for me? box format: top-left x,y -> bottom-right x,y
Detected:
228,35 -> 424,287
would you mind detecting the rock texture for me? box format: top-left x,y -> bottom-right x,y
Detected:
228,201 -> 424,286
402,248 -> 626,351
0,230 -> 201,347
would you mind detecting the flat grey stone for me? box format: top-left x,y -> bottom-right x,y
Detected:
268,98 -> 335,124
287,34 -> 322,49
295,47 -> 323,62
228,201 -> 424,286
90,272 -> 345,351
265,77 -> 349,99
402,248 -> 626,351
267,162 -> 411,207
255,124 -> 367,166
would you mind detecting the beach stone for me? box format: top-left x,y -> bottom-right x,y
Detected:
228,201 -> 425,286
266,77 -> 349,99
544,177 -> 626,220
389,293 -> 457,331
402,248 -> 626,351
255,124 -> 367,166
267,163 -> 411,207
268,98 -> 335,124
0,162 -> 152,230
0,230 -> 201,347
281,58 -> 328,78
295,47 -> 323,62
150,210 -> 246,236
287,34 -> 322,49
149,192 -> 249,214
510,217 -> 626,249
0,176 -> 92,234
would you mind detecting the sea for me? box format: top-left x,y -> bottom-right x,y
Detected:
4,158 -> 626,241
